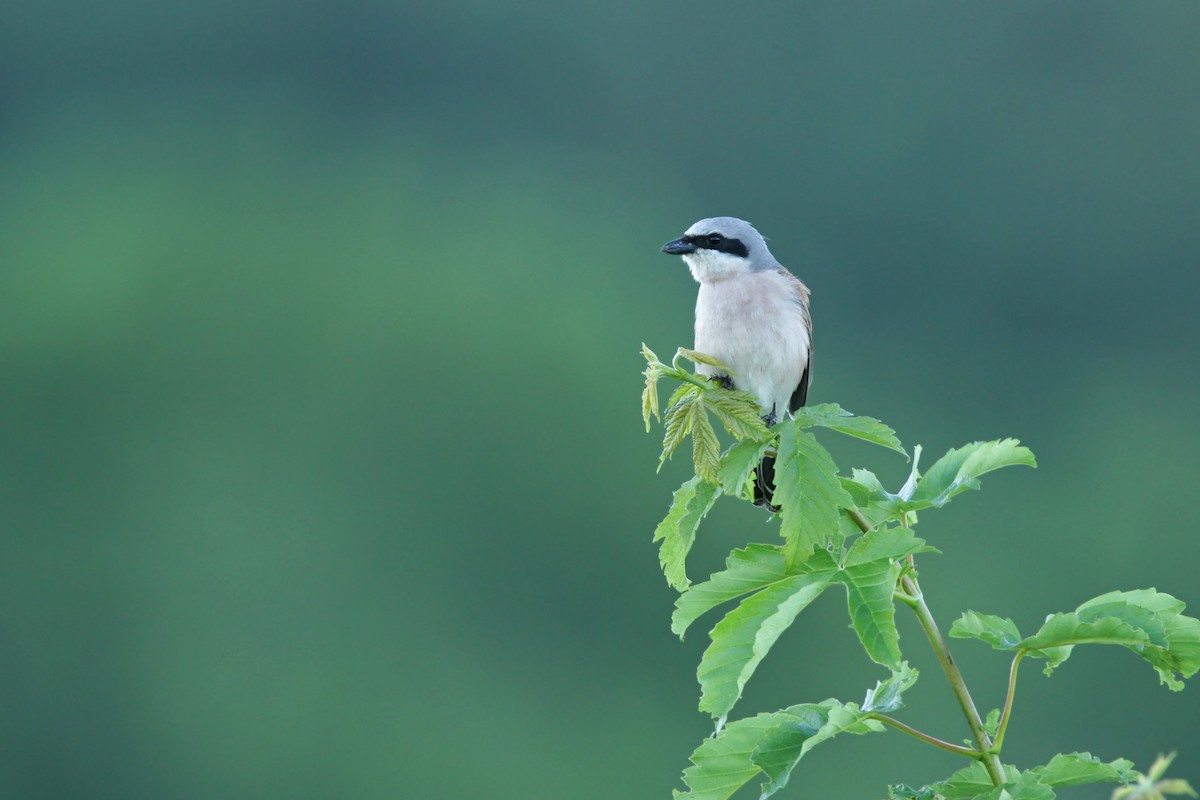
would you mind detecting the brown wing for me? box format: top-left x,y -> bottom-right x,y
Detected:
779,267 -> 812,413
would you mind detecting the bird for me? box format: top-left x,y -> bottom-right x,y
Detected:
661,217 -> 812,511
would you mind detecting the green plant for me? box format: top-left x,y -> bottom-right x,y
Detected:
641,345 -> 1200,800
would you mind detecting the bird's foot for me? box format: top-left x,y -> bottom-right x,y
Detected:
708,374 -> 734,390
762,406 -> 778,427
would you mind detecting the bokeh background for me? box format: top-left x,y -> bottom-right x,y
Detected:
3,2 -> 1199,798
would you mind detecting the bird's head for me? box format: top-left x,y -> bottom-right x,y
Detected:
661,217 -> 778,283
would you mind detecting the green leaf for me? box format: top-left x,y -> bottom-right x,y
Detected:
641,344 -> 663,430
832,511 -> 863,557
1114,753 -> 1198,800
678,347 -> 732,372
676,669 -> 914,800
1156,780 -> 1200,799
974,772 -> 1056,800
862,662 -> 919,713
672,701 -> 880,800
844,525 -> 930,567
672,709 -> 790,800
1020,613 -> 1148,673
950,611 -> 1023,650
689,398 -> 722,484
774,424 -> 853,566
1028,752 -> 1135,787
706,390 -> 773,442
1157,609 -> 1200,689
838,473 -> 905,531
698,573 -> 835,723
666,382 -> 695,411
841,468 -> 894,506
751,701 -> 884,797
641,342 -> 661,365
938,762 -> 1021,799
982,707 -> 1001,738
672,545 -> 790,638
1016,590 -> 1200,687
909,439 -> 1036,508
660,390 -> 699,468
718,440 -> 774,498
642,376 -> 659,431
825,529 -> 926,669
792,402 -> 906,456
653,477 -> 720,591
888,785 -> 941,800
837,553 -> 903,669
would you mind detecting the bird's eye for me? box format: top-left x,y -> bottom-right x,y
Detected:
706,233 -> 724,246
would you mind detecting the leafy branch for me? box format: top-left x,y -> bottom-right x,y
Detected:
639,345 -> 1199,800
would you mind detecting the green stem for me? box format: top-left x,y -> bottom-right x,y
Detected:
844,510 -> 1005,786
848,508 -> 874,533
992,650 -> 1025,752
662,365 -> 714,391
870,713 -> 981,758
904,573 -> 1006,787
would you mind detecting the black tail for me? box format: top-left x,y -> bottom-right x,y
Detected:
753,456 -> 780,513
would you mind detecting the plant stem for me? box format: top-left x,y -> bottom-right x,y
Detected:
993,650 -> 1025,752
844,509 -> 1006,787
663,365 -> 715,391
870,713 -> 981,758
903,573 -> 1007,787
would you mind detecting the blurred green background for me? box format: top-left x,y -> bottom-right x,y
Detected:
3,2 -> 1199,798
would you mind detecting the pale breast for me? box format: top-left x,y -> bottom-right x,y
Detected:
694,270 -> 810,416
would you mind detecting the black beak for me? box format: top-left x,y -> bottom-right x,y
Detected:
661,238 -> 696,255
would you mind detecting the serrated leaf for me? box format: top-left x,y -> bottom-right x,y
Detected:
673,545 -> 790,638
679,348 -> 733,372
862,662 -> 919,713
698,573 -> 834,721
983,707 -> 1001,738
950,611 -> 1024,650
774,424 -> 853,566
718,439 -> 774,498
841,468 -> 893,505
910,439 -> 1036,508
832,511 -> 862,558
844,525 -> 930,567
660,391 -> 698,467
838,555 -> 904,669
938,761 -> 1021,799
792,402 -> 906,456
975,772 -> 1056,800
653,477 -> 720,591
839,469 -> 905,527
1157,609 -> 1200,689
666,382 -> 695,410
1021,613 -> 1148,673
751,701 -> 884,797
672,702 -> 877,800
1028,752 -> 1135,787
673,709 -> 791,800
1017,590 -> 1200,688
706,390 -> 772,442
689,399 -> 722,484
642,367 -> 660,431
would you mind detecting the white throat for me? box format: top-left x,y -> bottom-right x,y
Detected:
682,250 -> 750,284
